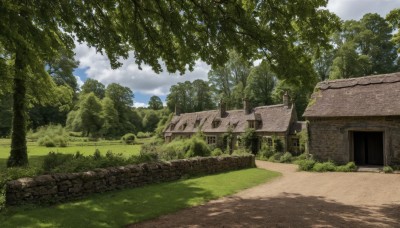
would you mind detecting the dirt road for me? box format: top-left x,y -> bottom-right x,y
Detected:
129,161 -> 400,227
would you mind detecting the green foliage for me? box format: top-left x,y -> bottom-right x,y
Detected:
186,137 -> 211,158
148,96 -> 163,110
81,79 -> 106,99
231,148 -> 252,156
211,148 -> 224,157
297,129 -> 308,153
383,166 -> 394,173
241,128 -> 258,154
166,80 -> 215,113
136,132 -> 153,138
297,159 -> 317,171
121,133 -> 136,145
279,152 -> 293,163
312,161 -> 336,172
30,125 -> 69,147
257,143 -> 274,160
336,162 -> 357,172
42,152 -> 74,172
273,137 -> 284,153
142,111 -> 160,132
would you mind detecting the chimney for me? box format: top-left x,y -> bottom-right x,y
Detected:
219,100 -> 227,118
283,91 -> 289,107
243,98 -> 251,115
174,104 -> 181,116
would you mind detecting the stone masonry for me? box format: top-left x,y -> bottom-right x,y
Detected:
6,155 -> 255,206
308,117 -> 400,165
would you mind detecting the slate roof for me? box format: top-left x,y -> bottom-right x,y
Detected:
164,104 -> 295,135
303,72 -> 400,118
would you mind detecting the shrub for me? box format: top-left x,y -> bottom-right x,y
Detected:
279,152 -> 293,163
312,161 -> 336,172
137,132 -> 153,138
232,148 -> 252,156
383,166 -> 394,173
336,162 -> 357,172
297,159 -> 316,171
211,148 -> 224,156
38,136 -> 56,147
268,152 -> 283,162
42,152 -> 74,172
93,149 -> 102,160
121,133 -> 136,144
258,144 -> 274,160
186,137 -> 211,158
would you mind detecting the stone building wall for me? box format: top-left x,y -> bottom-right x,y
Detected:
6,155 -> 255,206
308,117 -> 400,165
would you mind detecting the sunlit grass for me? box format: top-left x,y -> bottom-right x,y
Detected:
0,168 -> 280,227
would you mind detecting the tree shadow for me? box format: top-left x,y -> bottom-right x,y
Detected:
0,178 -> 219,227
131,192 -> 400,227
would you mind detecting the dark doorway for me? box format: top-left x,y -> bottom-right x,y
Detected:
353,131 -> 383,166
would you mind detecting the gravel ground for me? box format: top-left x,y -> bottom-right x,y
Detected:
128,161 -> 400,228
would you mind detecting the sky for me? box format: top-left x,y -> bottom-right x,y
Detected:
73,0 -> 400,108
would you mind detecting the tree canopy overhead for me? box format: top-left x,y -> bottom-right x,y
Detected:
0,0 -> 339,166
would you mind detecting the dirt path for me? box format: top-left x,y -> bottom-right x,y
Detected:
128,161 -> 400,227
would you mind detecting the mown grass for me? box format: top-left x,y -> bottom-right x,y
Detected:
0,139 -> 143,170
0,168 -> 280,227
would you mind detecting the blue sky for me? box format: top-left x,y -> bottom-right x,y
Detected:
73,0 -> 400,107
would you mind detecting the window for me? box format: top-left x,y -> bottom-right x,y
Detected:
206,136 -> 217,145
195,119 -> 200,128
170,124 -> 175,131
212,120 -> 220,128
292,138 -> 300,147
248,120 -> 255,128
267,137 -> 272,146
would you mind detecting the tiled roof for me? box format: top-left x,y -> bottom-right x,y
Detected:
304,72 -> 400,118
164,104 -> 295,134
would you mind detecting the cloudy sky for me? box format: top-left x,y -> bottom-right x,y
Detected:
73,0 -> 400,107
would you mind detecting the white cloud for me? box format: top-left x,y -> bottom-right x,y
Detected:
75,76 -> 84,88
327,0 -> 400,20
133,102 -> 148,108
74,42 -> 210,96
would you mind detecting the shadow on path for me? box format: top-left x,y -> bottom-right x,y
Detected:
131,193 -> 400,227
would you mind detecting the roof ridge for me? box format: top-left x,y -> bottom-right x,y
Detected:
317,72 -> 400,90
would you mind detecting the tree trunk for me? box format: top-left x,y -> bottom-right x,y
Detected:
7,50 -> 28,167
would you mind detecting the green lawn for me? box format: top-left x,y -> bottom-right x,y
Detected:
0,139 -> 143,170
0,168 -> 280,227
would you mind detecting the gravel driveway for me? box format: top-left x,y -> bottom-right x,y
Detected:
129,161 -> 400,227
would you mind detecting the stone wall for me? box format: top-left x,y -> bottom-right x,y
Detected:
308,117 -> 400,165
6,155 -> 255,206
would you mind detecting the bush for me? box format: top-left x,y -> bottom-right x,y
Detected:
297,159 -> 316,171
267,152 -> 283,162
136,132 -> 153,138
38,136 -> 56,147
121,133 -> 136,144
186,137 -> 211,158
336,162 -> 357,172
383,166 -> 394,173
312,161 -> 336,172
31,124 -> 69,147
232,148 -> 252,156
42,152 -> 74,172
211,148 -> 224,156
279,152 -> 293,163
257,144 -> 274,160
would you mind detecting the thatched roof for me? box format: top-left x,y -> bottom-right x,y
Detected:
304,72 -> 400,118
164,104 -> 295,134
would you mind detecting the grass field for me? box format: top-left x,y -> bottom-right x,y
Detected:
0,138 -> 146,170
0,168 -> 280,227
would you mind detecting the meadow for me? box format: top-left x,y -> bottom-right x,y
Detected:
0,138 -> 147,170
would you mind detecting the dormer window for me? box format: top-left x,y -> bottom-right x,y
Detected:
248,120 -> 255,128
180,122 -> 187,130
170,123 -> 175,131
195,119 -> 201,128
212,120 -> 220,128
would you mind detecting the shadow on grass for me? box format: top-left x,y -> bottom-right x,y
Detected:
131,193 -> 400,227
0,176 -> 224,227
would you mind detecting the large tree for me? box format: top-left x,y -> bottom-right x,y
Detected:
0,1 -> 338,166
148,96 -> 163,110
81,79 -> 106,99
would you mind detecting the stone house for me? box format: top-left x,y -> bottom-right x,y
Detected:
164,94 -> 305,154
303,72 -> 400,166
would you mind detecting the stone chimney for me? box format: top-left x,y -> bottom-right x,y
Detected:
174,104 -> 181,116
243,98 -> 251,115
219,100 -> 227,118
283,91 -> 289,107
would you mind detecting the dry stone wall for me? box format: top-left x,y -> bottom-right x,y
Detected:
6,155 -> 255,206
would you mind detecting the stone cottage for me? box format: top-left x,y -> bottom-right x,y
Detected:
303,72 -> 400,166
164,94 -> 305,154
